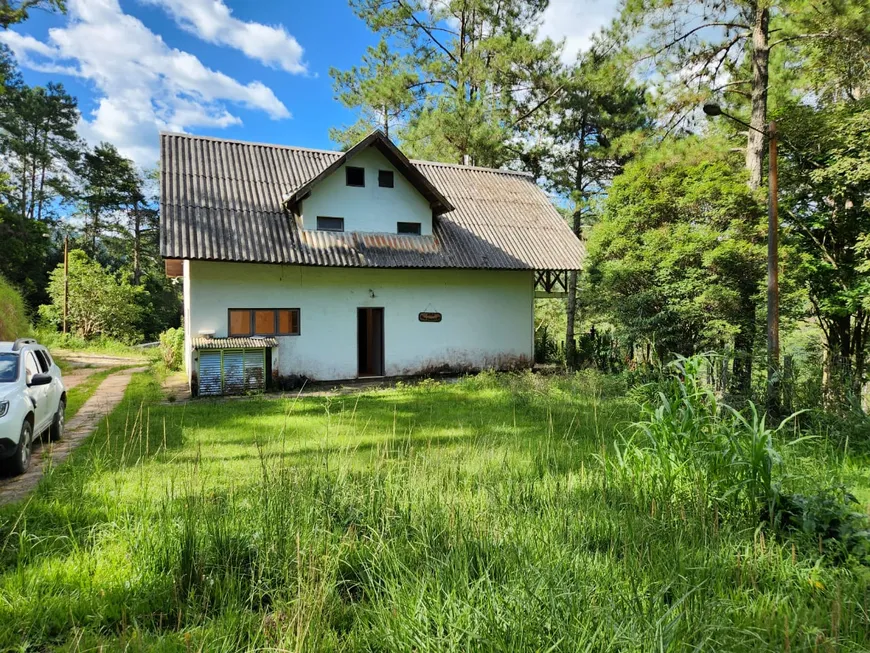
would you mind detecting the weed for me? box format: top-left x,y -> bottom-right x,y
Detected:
0,369 -> 866,650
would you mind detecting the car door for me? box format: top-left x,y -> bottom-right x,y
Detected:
35,348 -> 61,413
23,351 -> 51,432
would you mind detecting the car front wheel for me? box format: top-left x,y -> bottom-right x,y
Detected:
9,419 -> 33,475
49,399 -> 65,442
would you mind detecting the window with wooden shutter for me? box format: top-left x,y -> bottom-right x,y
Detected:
229,310 -> 252,336
229,309 -> 300,337
254,310 -> 275,335
277,309 -> 300,335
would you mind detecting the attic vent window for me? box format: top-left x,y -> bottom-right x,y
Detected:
346,166 -> 365,187
317,216 -> 345,232
397,222 -> 421,235
378,170 -> 394,188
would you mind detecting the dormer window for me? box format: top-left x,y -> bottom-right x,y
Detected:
397,222 -> 421,235
317,216 -> 345,232
346,166 -> 365,187
378,170 -> 394,188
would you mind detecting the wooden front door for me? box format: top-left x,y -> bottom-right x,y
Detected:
357,307 -> 384,377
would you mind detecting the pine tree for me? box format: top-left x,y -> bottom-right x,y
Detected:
335,0 -> 562,166
75,143 -> 139,257
329,38 -> 421,147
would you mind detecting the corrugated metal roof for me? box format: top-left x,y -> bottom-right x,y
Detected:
192,337 -> 278,350
160,132 -> 586,271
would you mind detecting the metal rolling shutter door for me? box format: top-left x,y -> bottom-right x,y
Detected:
223,350 -> 245,394
198,351 -> 222,396
243,349 -> 266,391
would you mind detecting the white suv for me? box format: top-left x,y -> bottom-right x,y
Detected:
0,339 -> 66,475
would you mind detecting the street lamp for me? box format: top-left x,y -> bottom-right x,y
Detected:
703,103 -> 780,413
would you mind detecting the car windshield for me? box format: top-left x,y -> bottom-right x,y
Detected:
0,353 -> 18,383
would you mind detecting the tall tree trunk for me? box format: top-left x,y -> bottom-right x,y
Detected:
36,127 -> 48,221
747,4 -> 769,190
852,310 -> 867,401
566,125 -> 587,372
132,201 -> 142,286
730,2 -> 770,395
27,123 -> 38,221
823,315 -> 854,408
20,156 -> 27,221
90,210 -> 98,255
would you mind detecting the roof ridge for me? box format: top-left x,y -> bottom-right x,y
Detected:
160,131 -> 342,157
410,159 -> 533,178
160,131 -> 532,177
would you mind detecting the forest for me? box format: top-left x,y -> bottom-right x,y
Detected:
1,0 -> 869,415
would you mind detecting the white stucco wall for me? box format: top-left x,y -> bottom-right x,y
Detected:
182,259 -> 192,375
300,148 -> 433,235
184,261 -> 533,382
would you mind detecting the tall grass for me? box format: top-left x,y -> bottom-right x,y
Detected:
0,369 -> 867,650
610,356 -> 808,520
0,273 -> 29,341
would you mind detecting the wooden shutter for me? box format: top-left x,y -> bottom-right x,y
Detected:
229,310 -> 252,336
277,309 -> 299,335
254,310 -> 275,335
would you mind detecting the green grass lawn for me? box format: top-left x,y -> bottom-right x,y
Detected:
0,370 -> 868,651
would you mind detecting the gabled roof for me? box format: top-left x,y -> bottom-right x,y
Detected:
159,132 -> 586,271
283,130 -> 454,215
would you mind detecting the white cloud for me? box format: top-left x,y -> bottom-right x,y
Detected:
539,0 -> 620,63
0,0 -> 293,166
143,0 -> 306,74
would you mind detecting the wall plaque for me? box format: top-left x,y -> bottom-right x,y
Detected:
418,312 -> 442,323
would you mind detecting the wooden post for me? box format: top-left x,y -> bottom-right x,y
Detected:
62,235 -> 69,336
767,121 -> 780,414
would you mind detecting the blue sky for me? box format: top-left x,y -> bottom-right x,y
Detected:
0,0 -> 617,168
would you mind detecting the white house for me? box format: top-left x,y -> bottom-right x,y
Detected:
160,130 -> 584,396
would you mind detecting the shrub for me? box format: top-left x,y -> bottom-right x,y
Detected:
610,355 -> 801,518
610,354 -> 870,563
0,273 -> 29,341
159,327 -> 185,371
39,250 -> 144,344
770,486 -> 870,562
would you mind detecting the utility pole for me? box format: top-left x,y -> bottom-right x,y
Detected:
63,235 -> 69,336
766,121 -> 780,413
703,104 -> 780,412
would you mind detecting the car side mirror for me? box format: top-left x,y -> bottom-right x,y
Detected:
29,373 -> 52,386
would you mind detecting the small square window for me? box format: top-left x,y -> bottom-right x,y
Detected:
317,216 -> 345,232
277,309 -> 300,335
346,166 -> 365,187
378,170 -> 394,188
229,309 -> 253,336
397,222 -> 421,235
254,310 -> 275,335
